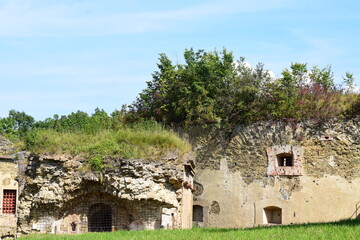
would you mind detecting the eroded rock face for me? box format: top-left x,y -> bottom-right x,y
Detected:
0,135 -> 15,155
17,155 -> 191,234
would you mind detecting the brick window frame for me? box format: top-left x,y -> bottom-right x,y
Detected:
266,145 -> 303,176
2,190 -> 17,214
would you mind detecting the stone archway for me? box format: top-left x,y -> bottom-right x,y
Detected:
88,203 -> 112,232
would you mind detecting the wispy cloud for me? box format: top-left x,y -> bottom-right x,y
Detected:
0,0 -> 292,37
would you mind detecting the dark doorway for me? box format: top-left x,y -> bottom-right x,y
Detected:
193,205 -> 204,222
88,203 -> 112,232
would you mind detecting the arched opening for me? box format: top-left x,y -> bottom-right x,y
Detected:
264,206 -> 282,224
193,205 -> 204,222
88,203 -> 112,232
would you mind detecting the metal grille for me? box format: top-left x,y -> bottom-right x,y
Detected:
3,190 -> 16,214
88,203 -> 112,232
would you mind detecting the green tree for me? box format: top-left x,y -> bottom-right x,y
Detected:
0,110 -> 35,140
226,60 -> 272,123
343,72 -> 355,92
90,108 -> 112,133
0,117 -> 16,135
309,65 -> 334,89
270,63 -> 308,119
131,48 -> 238,126
131,48 -> 277,127
8,110 -> 35,137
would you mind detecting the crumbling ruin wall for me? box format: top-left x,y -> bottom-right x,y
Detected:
17,154 -> 194,234
0,135 -> 16,155
191,118 -> 360,228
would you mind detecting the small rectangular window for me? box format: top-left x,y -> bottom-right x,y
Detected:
3,190 -> 16,214
267,145 -> 303,176
277,154 -> 293,167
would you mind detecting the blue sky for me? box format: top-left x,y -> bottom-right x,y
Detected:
1,0 -> 360,120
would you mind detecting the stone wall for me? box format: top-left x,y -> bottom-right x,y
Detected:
191,118 -> 360,228
4,116 -> 360,233
30,192 -> 164,233
17,154 -> 195,235
0,136 -> 18,238
0,157 -> 18,237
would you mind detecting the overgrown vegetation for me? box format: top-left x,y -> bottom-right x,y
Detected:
18,219 -> 360,240
25,120 -> 191,169
0,109 -> 35,142
130,48 -> 360,127
0,109 -> 190,169
1,48 -> 359,161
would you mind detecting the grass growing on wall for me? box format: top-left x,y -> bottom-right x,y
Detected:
18,219 -> 360,240
24,121 -> 191,163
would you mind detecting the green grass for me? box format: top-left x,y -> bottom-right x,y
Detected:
18,219 -> 360,240
24,121 -> 191,163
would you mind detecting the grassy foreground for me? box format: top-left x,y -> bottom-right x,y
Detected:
19,219 -> 360,240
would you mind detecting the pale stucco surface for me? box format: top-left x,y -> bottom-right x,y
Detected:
192,118 -> 360,228
0,158 -> 18,236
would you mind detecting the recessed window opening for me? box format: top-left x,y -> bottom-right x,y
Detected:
277,153 -> 293,167
264,206 -> 282,224
2,190 -> 16,214
193,205 -> 204,222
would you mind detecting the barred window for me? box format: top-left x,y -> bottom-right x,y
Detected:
3,190 -> 16,214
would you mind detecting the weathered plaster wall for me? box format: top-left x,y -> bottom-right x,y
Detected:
0,158 -> 18,237
17,154 -> 194,234
0,136 -> 18,237
191,118 -> 360,228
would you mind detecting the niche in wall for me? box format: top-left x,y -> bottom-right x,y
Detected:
266,145 -> 303,176
263,206 -> 282,224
